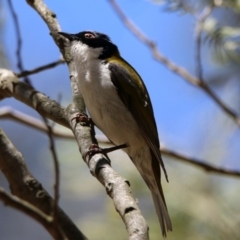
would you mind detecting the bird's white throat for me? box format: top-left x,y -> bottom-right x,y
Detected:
70,41 -> 103,63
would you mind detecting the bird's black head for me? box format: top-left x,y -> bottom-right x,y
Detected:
58,31 -> 119,59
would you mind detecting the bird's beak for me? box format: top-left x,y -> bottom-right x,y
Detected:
58,32 -> 77,41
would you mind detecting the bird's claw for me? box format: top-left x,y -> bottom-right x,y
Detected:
71,113 -> 92,126
83,144 -> 106,162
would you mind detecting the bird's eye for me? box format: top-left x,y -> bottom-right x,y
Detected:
84,33 -> 95,39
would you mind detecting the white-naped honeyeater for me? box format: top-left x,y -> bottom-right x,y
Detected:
58,30 -> 172,236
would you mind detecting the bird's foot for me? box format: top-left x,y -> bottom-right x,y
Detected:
83,144 -> 103,162
71,113 -> 92,126
84,143 -> 128,162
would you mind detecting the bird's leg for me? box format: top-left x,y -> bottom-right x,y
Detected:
71,113 -> 93,126
103,143 -> 128,153
83,143 -> 128,163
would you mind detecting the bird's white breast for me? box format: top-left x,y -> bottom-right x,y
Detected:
70,42 -> 146,156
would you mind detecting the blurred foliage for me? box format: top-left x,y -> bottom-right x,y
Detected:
152,0 -> 240,65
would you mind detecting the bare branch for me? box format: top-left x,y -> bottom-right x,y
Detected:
1,104 -> 239,179
0,106 -> 73,138
0,128 -> 87,240
108,0 -> 240,127
0,187 -> 66,240
1,68 -> 63,230
16,58 -> 65,78
23,2 -> 85,226
0,106 -> 108,141
0,69 -> 69,128
161,147 -> 240,178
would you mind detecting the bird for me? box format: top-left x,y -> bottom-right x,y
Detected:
58,30 -> 172,236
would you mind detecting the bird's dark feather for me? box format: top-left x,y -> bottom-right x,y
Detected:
108,59 -> 168,181
108,59 -> 172,234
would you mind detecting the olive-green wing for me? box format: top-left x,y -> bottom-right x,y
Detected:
108,59 -> 168,181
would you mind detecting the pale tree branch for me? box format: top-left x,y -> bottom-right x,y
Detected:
16,58 -> 65,78
0,106 -> 107,141
0,106 -> 72,138
0,128 -> 87,240
0,69 -> 69,127
66,104 -> 149,240
108,0 -> 240,127
25,0 -> 150,238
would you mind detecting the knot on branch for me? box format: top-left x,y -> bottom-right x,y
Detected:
25,179 -> 48,199
25,178 -> 42,191
125,180 -> 131,187
0,69 -> 19,100
124,206 -> 136,215
106,182 -> 113,194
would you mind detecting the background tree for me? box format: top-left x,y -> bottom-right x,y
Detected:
0,0 -> 240,239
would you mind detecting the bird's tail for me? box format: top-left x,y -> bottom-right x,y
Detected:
151,189 -> 172,237
150,154 -> 172,237
133,150 -> 172,237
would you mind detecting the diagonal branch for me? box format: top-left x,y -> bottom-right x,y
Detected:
161,147 -> 240,178
66,105 -> 149,240
0,106 -> 106,141
0,187 -> 66,240
0,128 -> 87,240
108,0 -> 240,127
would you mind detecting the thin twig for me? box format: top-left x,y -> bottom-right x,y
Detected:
41,117 -> 60,224
7,0 -> 31,84
161,147 -> 240,178
16,58 -> 65,78
0,106 -> 98,140
108,0 -> 240,127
